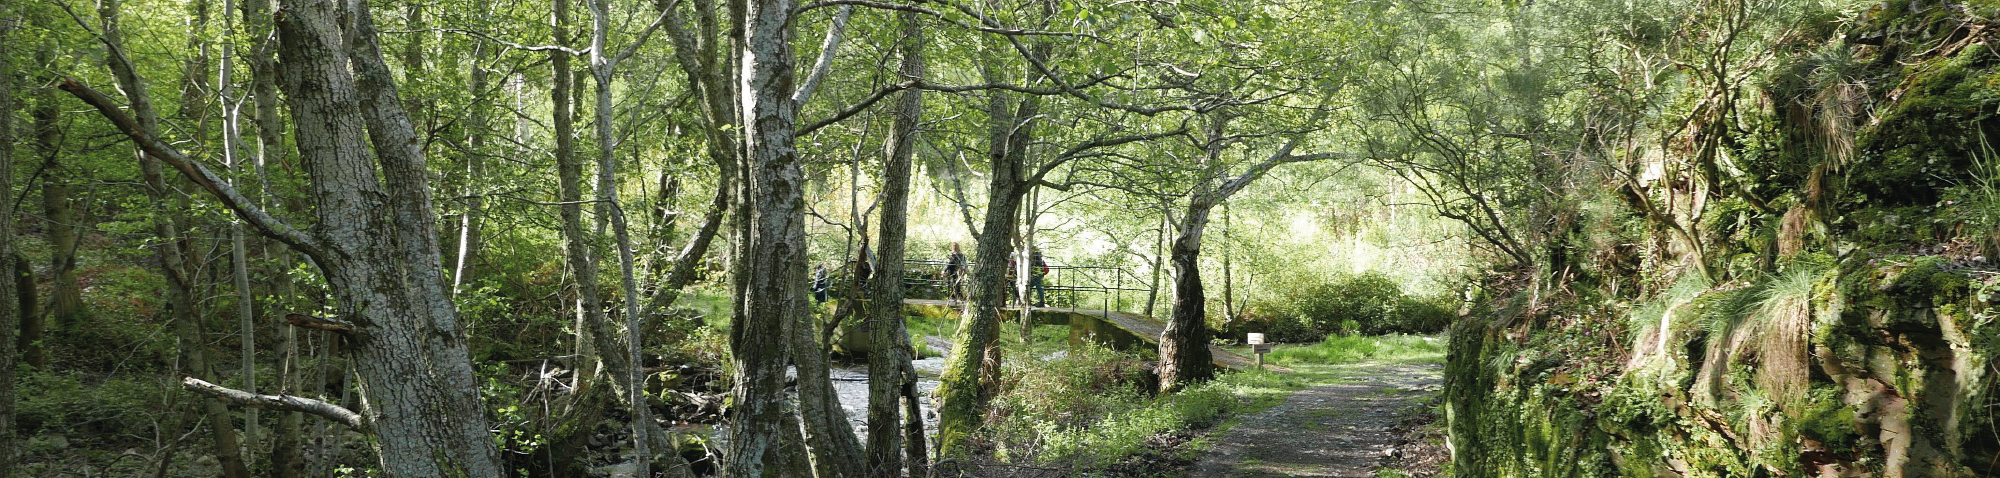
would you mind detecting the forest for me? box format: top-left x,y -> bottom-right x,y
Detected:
0,0 -> 1995,476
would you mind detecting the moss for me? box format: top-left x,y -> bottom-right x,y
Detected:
1845,41 -> 2000,220
1798,387 -> 1862,456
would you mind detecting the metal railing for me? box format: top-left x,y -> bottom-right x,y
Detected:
825,258 -> 1151,313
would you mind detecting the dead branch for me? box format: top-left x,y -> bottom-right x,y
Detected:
284,313 -> 356,335
182,377 -> 367,431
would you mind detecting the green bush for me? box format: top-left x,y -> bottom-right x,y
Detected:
1258,272 -> 1457,341
17,371 -> 163,447
984,342 -> 1244,469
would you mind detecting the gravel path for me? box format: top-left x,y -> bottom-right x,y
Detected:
1190,362 -> 1444,477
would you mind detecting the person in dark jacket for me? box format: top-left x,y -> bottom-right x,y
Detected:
813,263 -> 830,303
1029,248 -> 1049,306
943,242 -> 966,300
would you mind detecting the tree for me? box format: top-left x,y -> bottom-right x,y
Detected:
0,6 -> 19,476
62,0 -> 506,473
1158,108 -> 1343,392
866,9 -> 928,475
725,0 -> 817,474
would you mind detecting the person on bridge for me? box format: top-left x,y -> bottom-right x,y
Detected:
944,242 -> 966,301
1029,248 -> 1050,307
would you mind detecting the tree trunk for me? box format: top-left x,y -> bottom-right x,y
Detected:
1220,202 -> 1234,324
936,57 -> 1040,458
279,0 -> 502,473
1145,210 -> 1166,318
550,0 -> 625,404
642,0 -> 738,318
450,35 -> 490,297
239,0 -> 304,472
216,0 -> 261,459
867,9 -> 925,475
727,0 -> 830,474
28,83 -> 64,369
586,0 -> 657,471
1158,200 -> 1217,393
0,12 -> 19,476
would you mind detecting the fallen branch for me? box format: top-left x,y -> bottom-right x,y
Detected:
182,377 -> 367,431
285,313 -> 356,335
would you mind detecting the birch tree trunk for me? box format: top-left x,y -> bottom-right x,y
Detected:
217,0 -> 262,460
727,1 -> 826,474
1145,211 -> 1166,318
550,0 -> 623,401
280,0 -> 502,473
586,0 -> 656,471
655,0 -> 740,302
452,40 -> 489,296
867,9 -> 926,475
1155,114 -> 1337,393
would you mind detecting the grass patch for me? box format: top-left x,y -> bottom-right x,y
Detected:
1258,334 -> 1448,366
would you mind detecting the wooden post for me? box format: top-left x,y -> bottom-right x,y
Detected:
1248,333 -> 1269,371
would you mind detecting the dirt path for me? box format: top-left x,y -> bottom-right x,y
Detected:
1190,362 -> 1444,477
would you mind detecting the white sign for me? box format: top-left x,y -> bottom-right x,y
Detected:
1246,333 -> 1265,345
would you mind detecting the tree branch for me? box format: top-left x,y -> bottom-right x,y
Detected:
285,313 -> 356,335
57,78 -> 332,266
798,76 -> 1120,136
795,0 -> 1099,39
792,4 -> 853,106
432,27 -> 587,55
183,377 -> 367,431
1029,128 -> 1189,184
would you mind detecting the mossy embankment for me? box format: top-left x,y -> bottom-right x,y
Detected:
1444,2 -> 2000,476
1449,259 -> 1996,476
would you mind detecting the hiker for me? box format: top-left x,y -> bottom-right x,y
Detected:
813,264 -> 830,303
943,242 -> 966,300
1029,248 -> 1050,306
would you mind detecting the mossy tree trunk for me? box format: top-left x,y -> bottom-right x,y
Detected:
867,9 -> 926,475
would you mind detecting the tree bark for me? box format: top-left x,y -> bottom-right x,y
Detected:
339,1 -> 507,474
867,9 -> 926,475
216,0 -> 262,460
585,0 -> 660,471
1158,200 -> 1216,392
936,55 -> 1041,458
1144,210 -> 1166,318
642,0 -> 738,317
550,0 -> 624,404
727,0 -> 829,474
450,44 -> 488,296
1155,115 -> 1337,393
0,11 -> 19,477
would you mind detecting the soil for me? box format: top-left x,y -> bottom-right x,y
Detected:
1189,361 -> 1446,478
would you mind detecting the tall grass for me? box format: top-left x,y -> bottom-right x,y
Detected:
1749,266 -> 1825,405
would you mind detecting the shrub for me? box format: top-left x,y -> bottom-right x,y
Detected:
1257,272 -> 1456,341
984,342 -> 1244,469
